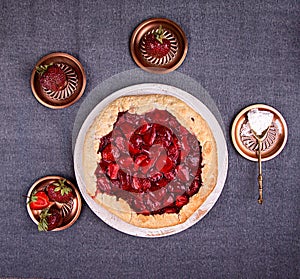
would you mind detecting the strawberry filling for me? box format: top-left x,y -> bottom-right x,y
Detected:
94,109 -> 203,215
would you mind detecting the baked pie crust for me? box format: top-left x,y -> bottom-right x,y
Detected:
83,94 -> 218,228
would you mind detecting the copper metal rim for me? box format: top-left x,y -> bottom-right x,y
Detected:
26,176 -> 82,231
30,52 -> 86,109
130,18 -> 188,74
231,104 -> 288,161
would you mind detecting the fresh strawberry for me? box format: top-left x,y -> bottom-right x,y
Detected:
144,25 -> 171,58
38,206 -> 62,231
28,191 -> 50,210
47,179 -> 73,203
36,63 -> 67,91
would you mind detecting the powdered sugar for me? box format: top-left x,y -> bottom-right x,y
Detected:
247,109 -> 274,136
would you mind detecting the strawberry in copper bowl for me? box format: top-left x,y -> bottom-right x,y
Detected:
38,205 -> 63,232
131,18 -> 188,73
143,25 -> 171,59
26,176 -> 82,232
36,63 -> 68,92
30,52 -> 86,109
47,179 -> 74,203
28,190 -> 50,210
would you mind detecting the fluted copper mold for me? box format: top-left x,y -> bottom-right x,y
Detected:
231,104 -> 288,161
31,52 -> 86,109
26,176 -> 82,231
240,121 -> 278,152
130,18 -> 188,74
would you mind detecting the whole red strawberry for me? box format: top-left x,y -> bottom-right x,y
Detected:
38,206 -> 62,231
47,179 -> 74,203
36,63 -> 67,91
28,190 -> 50,210
144,25 -> 171,58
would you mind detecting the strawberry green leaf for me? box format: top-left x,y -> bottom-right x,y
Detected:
36,62 -> 53,76
27,190 -> 38,204
52,179 -> 72,196
155,25 -> 164,44
38,208 -> 51,232
38,219 -> 48,232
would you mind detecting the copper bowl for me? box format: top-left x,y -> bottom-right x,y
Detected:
26,176 -> 82,231
31,52 -> 86,109
231,104 -> 288,161
130,18 -> 188,74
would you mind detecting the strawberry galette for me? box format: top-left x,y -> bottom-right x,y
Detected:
83,94 -> 217,228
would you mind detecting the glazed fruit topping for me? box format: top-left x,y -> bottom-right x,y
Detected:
95,109 -> 202,215
143,25 -> 171,59
36,63 -> 67,91
47,179 -> 74,203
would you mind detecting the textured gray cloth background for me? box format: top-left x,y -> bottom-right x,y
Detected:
0,0 -> 299,278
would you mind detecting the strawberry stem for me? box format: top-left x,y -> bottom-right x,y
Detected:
154,25 -> 164,44
38,208 -> 50,232
53,179 -> 72,196
36,62 -> 53,76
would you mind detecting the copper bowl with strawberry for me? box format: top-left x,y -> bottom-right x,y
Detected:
30,52 -> 86,109
26,176 -> 82,232
130,18 -> 188,74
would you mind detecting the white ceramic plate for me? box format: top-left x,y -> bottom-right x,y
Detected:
74,83 -> 228,237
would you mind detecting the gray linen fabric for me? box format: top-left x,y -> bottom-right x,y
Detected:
0,0 -> 299,278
